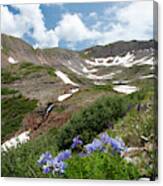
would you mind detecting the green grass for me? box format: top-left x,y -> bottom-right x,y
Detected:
2,46 -> 10,55
1,128 -> 59,178
91,84 -> 113,91
1,94 -> 37,142
1,62 -> 56,84
1,87 -> 18,95
1,84 -> 157,179
1,69 -> 21,84
65,152 -> 140,180
19,62 -> 56,77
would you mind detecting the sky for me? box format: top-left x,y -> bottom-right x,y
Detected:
1,1 -> 153,50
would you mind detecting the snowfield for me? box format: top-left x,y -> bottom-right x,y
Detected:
85,53 -> 154,68
2,131 -> 30,152
57,88 -> 79,102
139,74 -> 155,80
8,56 -> 19,64
87,70 -> 121,80
113,85 -> 139,94
55,70 -> 79,87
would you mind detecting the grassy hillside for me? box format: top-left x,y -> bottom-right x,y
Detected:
1,85 -> 157,179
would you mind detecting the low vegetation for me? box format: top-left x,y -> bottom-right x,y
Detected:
56,95 -> 129,150
1,87 -> 18,95
65,152 -> 140,180
1,80 -> 157,179
1,93 -> 37,142
1,62 -> 56,84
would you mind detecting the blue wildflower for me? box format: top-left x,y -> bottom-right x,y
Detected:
110,137 -> 126,153
42,165 -> 51,174
84,138 -> 103,154
99,132 -> 112,144
37,152 -> 53,165
56,149 -> 71,161
71,136 -> 83,149
51,158 -> 67,174
99,132 -> 126,153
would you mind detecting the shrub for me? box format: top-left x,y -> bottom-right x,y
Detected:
56,96 -> 129,150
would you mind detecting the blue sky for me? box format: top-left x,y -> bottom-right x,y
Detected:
1,1 -> 153,50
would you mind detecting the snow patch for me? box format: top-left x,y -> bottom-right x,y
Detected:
137,57 -> 154,66
112,80 -> 131,85
2,131 -> 30,152
58,88 -> 79,102
94,81 -> 106,85
113,85 -> 138,94
85,53 -> 154,68
139,74 -> 155,80
8,56 -> 18,64
71,88 -> 80,94
86,70 -> 121,80
58,93 -> 72,102
82,67 -> 98,73
55,70 -> 79,87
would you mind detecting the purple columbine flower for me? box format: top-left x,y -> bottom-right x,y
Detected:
84,138 -> 103,154
52,159 -> 67,174
42,165 -> 51,174
99,132 -> 112,144
56,149 -> 71,162
71,136 -> 83,149
37,152 -> 53,165
92,138 -> 103,150
110,137 -> 126,153
99,132 -> 126,153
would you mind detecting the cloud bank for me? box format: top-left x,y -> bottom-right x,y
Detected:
1,1 -> 153,49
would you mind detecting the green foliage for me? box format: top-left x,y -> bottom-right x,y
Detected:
2,46 -> 10,55
112,107 -> 154,147
19,62 -> 56,77
91,84 -> 113,91
1,87 -> 18,95
1,94 -> 37,142
1,85 -> 156,179
56,95 -> 129,150
65,152 -> 140,180
1,69 -> 21,84
1,62 -> 56,84
1,128 -> 59,178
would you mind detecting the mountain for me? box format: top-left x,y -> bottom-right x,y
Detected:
1,33 -> 157,138
1,34 -> 157,179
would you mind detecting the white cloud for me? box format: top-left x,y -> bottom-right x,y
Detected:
96,1 -> 153,45
1,1 -> 153,49
54,13 -> 100,45
1,5 -> 59,48
1,6 -> 27,37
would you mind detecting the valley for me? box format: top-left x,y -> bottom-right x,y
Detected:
1,34 -> 157,180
